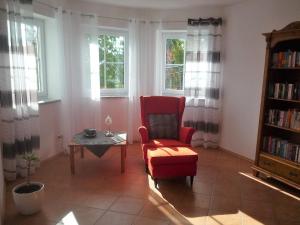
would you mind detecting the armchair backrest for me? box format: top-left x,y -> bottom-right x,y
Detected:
140,96 -> 185,134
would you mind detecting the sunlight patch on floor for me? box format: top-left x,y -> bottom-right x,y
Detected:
57,212 -> 79,225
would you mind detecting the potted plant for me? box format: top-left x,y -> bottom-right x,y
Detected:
12,152 -> 45,215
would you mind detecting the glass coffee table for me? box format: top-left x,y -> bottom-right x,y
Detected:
68,131 -> 127,174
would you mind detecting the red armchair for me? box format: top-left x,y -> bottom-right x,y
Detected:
138,96 -> 197,187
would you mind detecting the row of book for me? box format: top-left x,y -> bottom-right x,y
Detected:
272,50 -> 300,68
262,136 -> 300,163
267,109 -> 300,130
269,82 -> 300,100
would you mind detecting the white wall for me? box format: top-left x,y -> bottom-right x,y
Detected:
62,0 -> 224,142
221,0 -> 300,159
39,102 -> 62,160
34,0 -> 300,161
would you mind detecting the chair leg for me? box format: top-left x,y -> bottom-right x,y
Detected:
190,176 -> 194,186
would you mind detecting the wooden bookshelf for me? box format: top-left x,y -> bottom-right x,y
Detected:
253,21 -> 300,190
268,97 -> 300,103
264,123 -> 300,133
271,67 -> 300,70
260,152 -> 300,167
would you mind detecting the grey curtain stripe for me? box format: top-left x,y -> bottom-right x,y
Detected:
0,35 -> 9,52
184,87 -> 220,100
184,120 -> 219,134
0,65 -> 26,69
2,136 -> 40,158
185,71 -> 220,74
188,17 -> 222,26
1,90 -> 38,107
186,105 -> 219,110
2,115 -> 39,123
186,51 -> 221,63
191,138 -> 218,144
187,34 -> 222,37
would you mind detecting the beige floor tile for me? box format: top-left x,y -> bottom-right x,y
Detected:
241,199 -> 275,220
210,195 -> 241,211
213,182 -> 241,198
4,144 -> 300,225
207,210 -> 242,225
273,202 -> 300,222
82,193 -> 118,210
191,181 -> 214,195
139,203 -> 174,221
133,216 -> 169,225
94,211 -> 136,225
170,206 -> 208,225
181,192 -> 211,209
57,207 -> 105,225
242,214 -> 278,225
110,196 -> 145,215
4,212 -> 56,225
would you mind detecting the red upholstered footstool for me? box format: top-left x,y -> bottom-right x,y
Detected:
147,146 -> 198,187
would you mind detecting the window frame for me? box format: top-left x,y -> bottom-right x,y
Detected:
98,28 -> 129,97
24,18 -> 48,100
162,31 -> 186,96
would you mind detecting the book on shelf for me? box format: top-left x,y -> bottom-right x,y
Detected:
267,109 -> 300,130
269,82 -> 300,100
272,50 -> 300,68
262,136 -> 300,163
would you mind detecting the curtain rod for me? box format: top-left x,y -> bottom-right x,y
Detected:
34,0 -> 186,24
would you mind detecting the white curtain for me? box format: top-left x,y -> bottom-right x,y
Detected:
0,0 -> 40,181
127,20 -> 162,143
55,9 -> 102,150
183,18 -> 222,148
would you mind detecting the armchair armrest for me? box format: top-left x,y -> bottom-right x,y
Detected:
138,126 -> 149,143
179,127 -> 195,144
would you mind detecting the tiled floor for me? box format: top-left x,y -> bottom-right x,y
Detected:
4,143 -> 300,225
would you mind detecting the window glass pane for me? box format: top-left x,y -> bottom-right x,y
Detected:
99,35 -> 105,62
98,33 -> 125,92
166,39 -> 185,64
23,22 -> 45,95
105,63 -> 124,88
105,35 -> 124,62
165,65 -> 183,90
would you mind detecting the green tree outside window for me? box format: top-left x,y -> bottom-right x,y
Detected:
165,39 -> 185,90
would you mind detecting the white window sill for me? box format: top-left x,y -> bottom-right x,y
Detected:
100,95 -> 129,98
38,99 -> 61,105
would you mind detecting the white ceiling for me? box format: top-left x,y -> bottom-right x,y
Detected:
79,0 -> 245,9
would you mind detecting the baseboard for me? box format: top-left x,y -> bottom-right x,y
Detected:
219,147 -> 254,163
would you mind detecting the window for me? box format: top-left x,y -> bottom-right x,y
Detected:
162,32 -> 186,95
98,30 -> 128,96
22,19 -> 47,99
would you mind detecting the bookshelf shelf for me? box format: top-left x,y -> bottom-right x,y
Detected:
253,22 -> 300,189
271,67 -> 300,70
260,152 -> 300,167
265,123 -> 300,133
268,97 -> 300,103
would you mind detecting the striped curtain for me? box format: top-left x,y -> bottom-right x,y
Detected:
0,0 -> 40,181
183,18 -> 222,148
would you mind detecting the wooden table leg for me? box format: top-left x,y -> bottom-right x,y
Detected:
124,143 -> 127,158
80,146 -> 84,159
121,145 -> 126,173
70,145 -> 75,174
